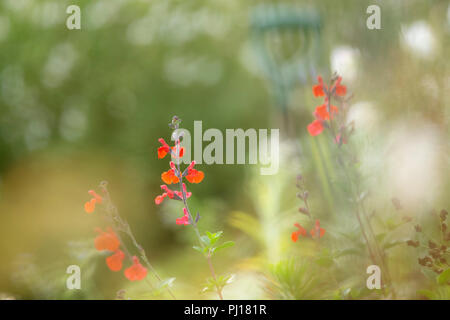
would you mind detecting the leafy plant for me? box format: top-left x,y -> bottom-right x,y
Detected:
154,116 -> 235,299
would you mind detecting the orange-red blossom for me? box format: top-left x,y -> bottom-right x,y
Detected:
291,220 -> 325,242
124,256 -> 148,281
155,139 -> 205,226
84,190 -> 103,214
86,191 -> 147,280
307,76 -> 346,137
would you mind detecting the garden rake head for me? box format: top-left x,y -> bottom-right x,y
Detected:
250,4 -> 322,127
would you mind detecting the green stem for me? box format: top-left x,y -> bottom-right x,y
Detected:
174,147 -> 224,300
101,184 -> 177,300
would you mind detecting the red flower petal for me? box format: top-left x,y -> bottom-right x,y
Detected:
307,120 -> 324,136
161,169 -> 179,184
94,228 -> 120,252
314,104 -> 338,121
84,198 -> 96,214
335,85 -> 346,96
310,220 -> 326,238
294,223 -> 307,237
158,146 -> 169,159
176,208 -> 190,225
334,77 -> 346,96
106,250 -> 125,272
124,256 -> 148,281
313,84 -> 325,97
185,169 -> 204,184
88,190 -> 103,204
155,194 -> 167,205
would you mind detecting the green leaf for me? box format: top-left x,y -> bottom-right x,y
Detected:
211,241 -> 235,254
205,231 -> 223,246
159,277 -> 176,289
201,277 -> 219,293
437,268 -> 450,285
200,235 -> 211,246
193,246 -> 204,253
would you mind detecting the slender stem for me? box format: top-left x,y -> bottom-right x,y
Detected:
324,88 -> 396,298
174,146 -> 224,300
207,254 -> 224,300
101,184 -> 177,300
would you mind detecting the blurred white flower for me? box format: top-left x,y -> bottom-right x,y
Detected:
25,118 -> 50,151
42,42 -> 78,88
3,0 -> 31,12
346,101 -> 379,132
86,0 -> 125,29
401,21 -> 437,59
386,122 -> 443,208
1,65 -> 25,106
31,2 -> 64,29
126,16 -> 155,46
59,107 -> 87,142
164,55 -> 223,86
330,46 -> 360,83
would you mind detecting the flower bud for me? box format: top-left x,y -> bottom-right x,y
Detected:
298,207 -> 309,215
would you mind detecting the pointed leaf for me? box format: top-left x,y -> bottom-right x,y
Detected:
212,241 -> 235,254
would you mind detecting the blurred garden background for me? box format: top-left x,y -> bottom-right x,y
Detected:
0,0 -> 449,299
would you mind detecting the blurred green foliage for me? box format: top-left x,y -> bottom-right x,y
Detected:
0,0 -> 449,299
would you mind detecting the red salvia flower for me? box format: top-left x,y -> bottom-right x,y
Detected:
171,145 -> 184,159
310,219 -> 326,239
314,104 -> 338,121
158,138 -> 171,159
124,256 -> 148,281
291,223 -> 307,242
185,161 -> 204,184
161,169 -> 179,184
155,184 -> 191,205
84,190 -> 103,213
84,198 -> 97,214
158,138 -> 185,159
106,249 -> 125,272
94,227 -> 120,252
160,184 -> 175,198
154,193 -> 167,205
156,134 -> 203,225
176,208 -> 190,225
334,134 -> 348,145
333,76 -> 346,97
307,75 -> 346,137
88,190 -> 103,204
307,120 -> 324,136
174,183 -> 192,199
312,76 -> 326,97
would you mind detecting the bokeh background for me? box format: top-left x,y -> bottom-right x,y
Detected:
0,0 -> 449,299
